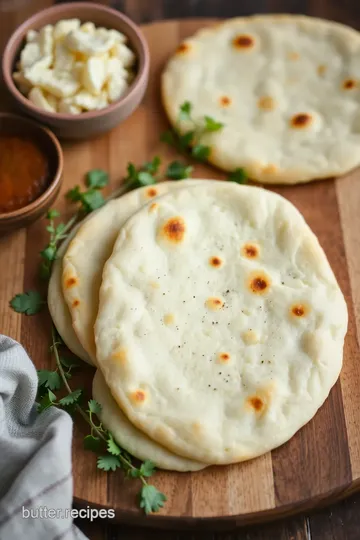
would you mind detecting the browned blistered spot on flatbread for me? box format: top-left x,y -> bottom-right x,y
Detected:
288,51 -> 299,61
317,64 -> 327,76
218,352 -> 230,363
258,96 -> 275,111
111,348 -> 128,366
163,313 -> 175,326
130,389 -> 146,404
241,243 -> 259,259
160,216 -> 186,243
232,34 -> 255,50
65,277 -> 77,288
206,297 -> 224,310
242,329 -> 258,345
72,299 -> 80,308
290,113 -> 313,129
145,187 -> 158,198
343,78 -> 357,90
209,256 -> 223,267
262,163 -> 277,175
176,42 -> 190,54
192,422 -> 202,434
149,202 -> 158,213
219,95 -> 231,107
247,271 -> 271,294
248,396 -> 264,412
290,303 -> 310,318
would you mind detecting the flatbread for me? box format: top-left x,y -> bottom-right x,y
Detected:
62,180 -> 215,363
95,182 -> 348,464
48,227 -> 92,364
162,15 -> 360,184
93,370 -> 206,471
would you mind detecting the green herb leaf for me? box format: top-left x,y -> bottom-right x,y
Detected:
86,169 -> 109,190
139,460 -> 156,478
160,130 -> 175,146
58,388 -> 82,406
66,186 -> 82,202
84,434 -> 103,453
143,156 -> 161,175
46,209 -> 60,219
191,144 -> 210,161
46,225 -> 55,233
82,190 -> 105,212
137,171 -> 156,186
10,291 -> 43,315
139,485 -> 167,514
178,101 -> 192,122
165,160 -> 193,180
55,223 -> 66,237
37,370 -> 62,391
60,356 -> 79,370
40,245 -> 57,262
88,399 -> 102,416
228,168 -> 248,184
204,115 -> 224,132
179,130 -> 195,149
107,434 -> 122,456
127,162 -> 137,180
97,455 -> 121,472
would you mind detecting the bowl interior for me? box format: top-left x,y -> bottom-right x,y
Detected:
0,113 -> 62,220
3,2 -> 147,120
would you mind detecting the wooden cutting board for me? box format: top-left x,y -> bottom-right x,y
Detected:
1,19 -> 360,529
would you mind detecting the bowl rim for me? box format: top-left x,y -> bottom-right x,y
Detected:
2,1 -> 150,121
0,112 -> 63,221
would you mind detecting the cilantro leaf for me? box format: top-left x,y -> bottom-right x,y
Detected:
37,370 -> 62,391
40,262 -> 51,281
97,455 -> 121,472
84,434 -> 103,453
88,399 -> 102,416
137,172 -> 156,186
139,460 -> 156,478
86,169 -> 109,189
58,388 -> 82,406
204,115 -> 224,132
228,168 -> 248,184
127,162 -> 137,180
107,434 -> 122,456
60,356 -> 79,370
166,160 -> 193,180
46,209 -> 60,219
143,156 -> 161,175
38,389 -> 57,412
178,101 -> 192,122
191,144 -> 210,161
40,245 -> 57,262
66,186 -> 82,202
82,190 -> 105,212
179,130 -> 195,150
139,485 -> 167,514
160,130 -> 175,146
10,291 -> 43,315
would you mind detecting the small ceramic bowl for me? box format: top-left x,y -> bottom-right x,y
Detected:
0,113 -> 63,233
2,2 -> 150,139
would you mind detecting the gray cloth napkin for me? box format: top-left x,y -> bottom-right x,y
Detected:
0,335 -> 88,540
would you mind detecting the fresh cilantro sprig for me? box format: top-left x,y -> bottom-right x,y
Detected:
66,169 -> 109,213
161,101 -> 224,163
123,156 -> 161,190
9,290 -> 44,315
165,160 -> 193,180
40,209 -> 78,280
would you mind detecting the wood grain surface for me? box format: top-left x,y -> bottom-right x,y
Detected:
1,1 -> 360,539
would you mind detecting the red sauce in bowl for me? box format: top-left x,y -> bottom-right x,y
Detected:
0,135 -> 48,213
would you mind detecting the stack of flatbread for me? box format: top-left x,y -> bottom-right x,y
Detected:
48,179 -> 348,470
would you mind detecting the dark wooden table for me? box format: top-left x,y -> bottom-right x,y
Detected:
1,1 -> 360,539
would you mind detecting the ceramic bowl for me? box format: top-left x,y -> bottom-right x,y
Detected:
0,113 -> 63,233
2,2 -> 150,139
